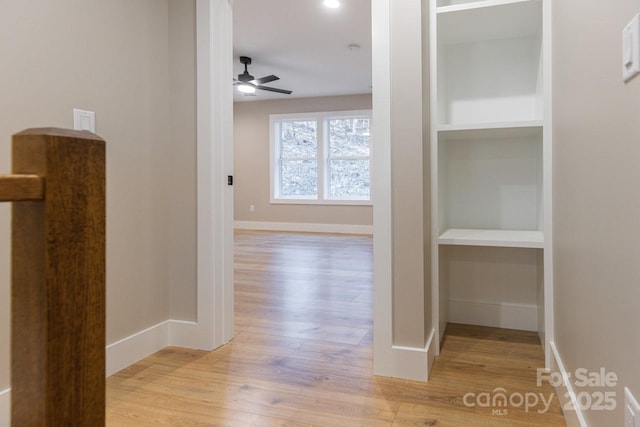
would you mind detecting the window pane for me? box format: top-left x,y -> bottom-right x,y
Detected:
328,118 -> 370,157
329,159 -> 370,199
281,120 -> 317,158
281,160 -> 317,197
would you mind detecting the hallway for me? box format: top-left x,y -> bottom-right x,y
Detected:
106,231 -> 565,426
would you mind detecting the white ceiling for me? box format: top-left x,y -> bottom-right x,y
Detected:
232,0 -> 372,101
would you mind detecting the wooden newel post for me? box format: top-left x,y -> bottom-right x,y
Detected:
10,128 -> 106,426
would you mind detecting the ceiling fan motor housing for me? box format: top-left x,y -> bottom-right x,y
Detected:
238,72 -> 254,82
238,56 -> 255,82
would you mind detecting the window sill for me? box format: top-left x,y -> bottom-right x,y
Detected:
271,198 -> 373,207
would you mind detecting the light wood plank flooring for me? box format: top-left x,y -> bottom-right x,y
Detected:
106,230 -> 566,426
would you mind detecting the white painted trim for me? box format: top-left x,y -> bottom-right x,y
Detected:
448,299 -> 538,332
429,0 -> 442,356
106,321 -> 170,376
372,0 -> 395,379
216,0 -> 235,349
106,319 -> 217,377
195,0 -> 234,351
269,199 -> 373,206
550,342 -> 587,427
269,109 -> 373,205
378,328 -> 435,382
542,0 -> 554,370
168,320 -> 200,349
0,388 -> 9,427
234,221 -> 373,235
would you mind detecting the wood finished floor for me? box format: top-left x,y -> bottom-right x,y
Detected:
106,230 -> 566,426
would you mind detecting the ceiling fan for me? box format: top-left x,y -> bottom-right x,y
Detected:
234,56 -> 292,95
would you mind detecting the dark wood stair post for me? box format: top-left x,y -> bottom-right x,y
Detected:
1,128 -> 106,426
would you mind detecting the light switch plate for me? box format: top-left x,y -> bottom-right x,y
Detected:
73,108 -> 96,133
623,13 -> 640,83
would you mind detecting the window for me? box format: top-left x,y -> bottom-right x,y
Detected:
271,110 -> 372,204
278,119 -> 318,199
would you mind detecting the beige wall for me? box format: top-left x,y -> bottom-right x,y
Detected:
168,0 -> 197,322
390,0 -> 430,348
553,1 -> 640,425
233,95 -> 373,226
0,0 -> 198,391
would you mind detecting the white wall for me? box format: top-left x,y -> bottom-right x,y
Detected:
553,1 -> 640,425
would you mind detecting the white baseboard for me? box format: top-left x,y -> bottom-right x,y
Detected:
107,319 -> 219,376
3,320 -> 173,424
0,388 -> 9,427
426,328 -> 437,378
549,342 -> 587,427
0,320 -> 206,427
3,320 -> 196,383
2,319 -> 212,424
448,299 -> 537,331
234,220 -> 373,235
375,328 -> 435,382
168,320 -> 201,349
106,320 -> 170,376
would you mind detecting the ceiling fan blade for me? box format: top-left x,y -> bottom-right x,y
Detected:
252,75 -> 279,85
257,85 -> 292,95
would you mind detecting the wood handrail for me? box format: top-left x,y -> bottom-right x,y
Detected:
0,174 -> 44,202
6,127 -> 106,426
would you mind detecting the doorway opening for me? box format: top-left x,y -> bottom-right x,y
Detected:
229,0 -> 375,365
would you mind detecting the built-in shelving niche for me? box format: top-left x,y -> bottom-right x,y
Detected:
437,124 -> 543,248
430,0 -> 551,362
437,0 -> 543,126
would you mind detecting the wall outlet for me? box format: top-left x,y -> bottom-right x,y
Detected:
249,205 -> 255,212
625,387 -> 640,427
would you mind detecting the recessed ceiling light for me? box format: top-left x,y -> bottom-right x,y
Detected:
324,0 -> 340,9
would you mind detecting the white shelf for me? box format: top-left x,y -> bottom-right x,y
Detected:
438,228 -> 544,248
438,0 -> 534,14
437,0 -> 486,7
438,120 -> 542,132
437,0 -> 542,45
438,121 -> 543,139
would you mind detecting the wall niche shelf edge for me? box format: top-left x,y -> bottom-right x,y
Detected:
438,228 -> 544,248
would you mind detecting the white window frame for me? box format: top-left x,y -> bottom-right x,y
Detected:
270,110 -> 372,205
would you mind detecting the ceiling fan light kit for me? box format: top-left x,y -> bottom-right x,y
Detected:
237,84 -> 256,94
234,56 -> 292,96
